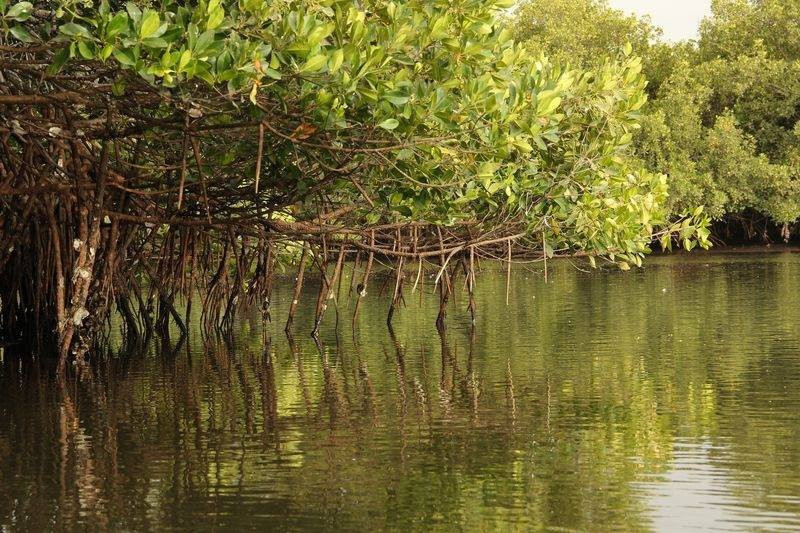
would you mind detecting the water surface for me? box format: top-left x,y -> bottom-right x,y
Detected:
2,253 -> 800,531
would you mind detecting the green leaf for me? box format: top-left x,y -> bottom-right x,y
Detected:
77,40 -> 94,59
384,90 -> 409,106
139,10 -> 160,39
299,53 -> 327,73
263,67 -> 282,80
329,49 -> 344,73
477,162 -> 500,179
9,24 -> 35,43
60,22 -> 91,38
142,37 -> 168,48
100,44 -> 114,60
106,13 -> 129,38
512,138 -> 533,153
112,47 -> 136,66
5,1 -> 32,21
623,42 -> 633,56
160,49 -> 177,67
537,93 -> 561,115
486,181 -> 503,194
126,2 -> 142,23
206,7 -> 224,30
194,30 -> 215,52
377,118 -> 399,130
47,47 -> 70,75
177,49 -> 192,71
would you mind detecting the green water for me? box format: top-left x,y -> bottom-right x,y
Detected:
2,253 -> 800,531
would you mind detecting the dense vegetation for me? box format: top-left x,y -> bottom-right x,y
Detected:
0,0 -> 710,368
511,0 -> 800,242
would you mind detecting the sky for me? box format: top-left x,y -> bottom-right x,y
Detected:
608,0 -> 713,42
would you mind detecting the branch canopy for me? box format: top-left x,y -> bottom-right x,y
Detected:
0,0 -> 710,363
1,0 -> 709,260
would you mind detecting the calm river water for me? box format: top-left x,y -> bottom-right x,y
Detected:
2,253 -> 800,531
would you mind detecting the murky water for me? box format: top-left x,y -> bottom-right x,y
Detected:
2,253 -> 800,531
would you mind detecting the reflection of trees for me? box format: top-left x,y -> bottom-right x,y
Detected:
0,255 -> 799,530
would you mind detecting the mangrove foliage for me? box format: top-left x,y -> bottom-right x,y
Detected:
0,0 -> 707,369
511,0 -> 800,242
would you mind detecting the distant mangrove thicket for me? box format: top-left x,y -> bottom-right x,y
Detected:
0,0 -> 709,370
511,0 -> 800,242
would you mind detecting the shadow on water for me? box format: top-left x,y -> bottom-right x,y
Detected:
1,253 -> 800,530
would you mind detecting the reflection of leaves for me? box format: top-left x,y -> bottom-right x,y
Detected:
6,256 -> 800,531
